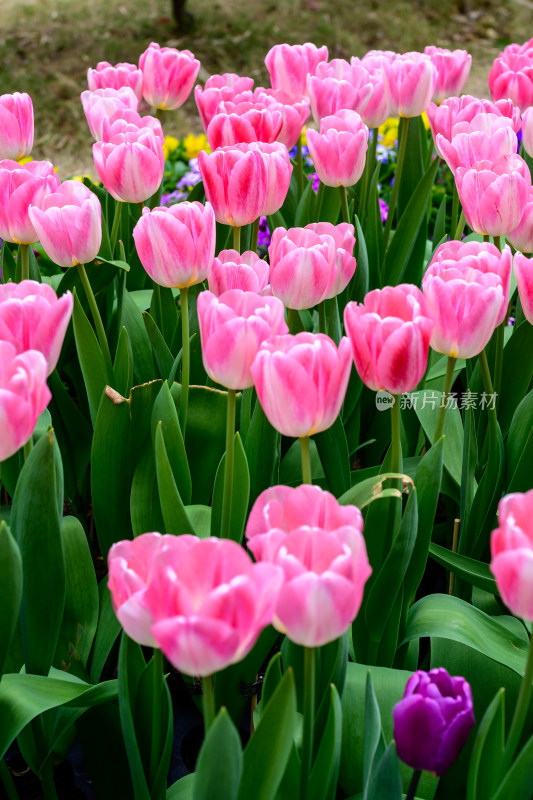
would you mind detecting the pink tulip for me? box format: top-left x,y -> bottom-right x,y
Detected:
522,107 -> 533,157
344,284 -> 433,394
207,106 -> 283,150
246,484 -> 371,647
92,127 -> 164,204
307,62 -> 373,124
268,223 -> 356,309
0,281 -> 73,375
489,52 -> 533,112
139,42 -> 200,111
146,535 -> 283,676
307,109 -> 369,187
221,88 -> 310,150
437,117 -> 518,173
250,332 -> 352,437
490,491 -> 533,620
507,192 -> 533,253
198,142 -> 292,226
383,52 -> 437,118
0,93 -> 34,161
352,55 -> 391,129
513,253 -> 533,321
0,160 -> 60,245
0,341 -> 51,462
197,289 -> 288,390
427,95 -> 521,156
265,42 -> 328,100
100,110 -> 164,147
208,249 -> 270,295
80,87 -> 139,141
133,201 -> 215,288
194,73 -> 255,131
422,242 -> 506,358
87,61 -> 143,104
108,532 -> 189,648
424,46 -> 472,103
28,181 -> 102,268
455,153 -> 531,237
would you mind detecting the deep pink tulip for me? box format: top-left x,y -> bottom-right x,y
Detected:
198,142 -> 292,226
0,341 -> 51,462
513,253 -> 533,321
383,52 -> 437,118
0,93 -> 34,161
133,201 -> 215,289
489,52 -> 533,112
455,153 -> 531,237
108,532 -> 189,648
208,249 -> 270,296
146,535 -> 283,676
197,289 -> 288,390
265,42 -> 328,100
422,242 -> 506,358
92,128 -> 164,203
0,160 -> 60,245
246,484 -> 371,647
344,284 -> 433,394
352,55 -> 391,129
194,73 -> 255,131
427,95 -> 521,156
437,116 -> 518,173
307,62 -> 373,124
80,87 -> 139,141
307,109 -> 369,187
207,106 -> 283,149
139,42 -> 200,111
507,192 -> 533,253
491,491 -> 533,620
522,107 -> 533,157
0,281 -> 73,375
424,46 -> 472,103
250,332 -> 352,437
87,61 -> 143,104
269,223 -> 356,309
28,181 -> 102,268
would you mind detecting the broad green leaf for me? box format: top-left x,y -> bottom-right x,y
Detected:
260,651 -> 283,712
339,473 -> 409,508
144,311 -> 175,379
467,689 -> 504,800
72,290 -> 109,425
48,369 -> 92,496
351,215 -> 369,302
168,775 -> 195,800
415,390 -> 463,485
154,423 -> 196,535
0,522 -> 22,677
150,284 -> 178,348
211,433 -> 250,542
93,255 -> 130,271
294,179 -> 315,227
506,389 -> 533,492
1,241 -> 16,283
309,685 -> 342,800
244,396 -> 281,505
130,442 -> 165,535
362,673 -> 385,792
151,381 -> 191,505
315,415 -> 351,496
114,325 -> 134,398
491,732 -> 533,800
193,709 -> 243,800
117,635 -> 150,800
432,194 -> 447,250
498,321 -> 533,437
364,743 -> 402,800
428,543 -> 497,595
88,581 -> 121,684
122,289 -> 156,384
319,185 -> 342,224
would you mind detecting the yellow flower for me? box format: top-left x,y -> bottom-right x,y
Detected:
71,174 -> 99,184
17,156 -> 33,166
421,111 -> 431,131
378,117 -> 399,149
183,133 -> 210,159
299,127 -> 307,146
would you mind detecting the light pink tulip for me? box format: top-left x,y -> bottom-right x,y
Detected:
352,55 -> 391,129
269,223 -> 356,309
0,281 -> 73,375
133,201 -> 215,289
198,142 -> 292,226
437,119 -> 518,173
344,284 -> 433,394
491,491 -> 533,620
221,88 -> 310,150
0,160 -> 60,245
87,61 -> 143,104
145,536 -> 283,676
208,249 -> 270,296
0,341 -> 51,462
0,93 -> 34,161
307,63 -> 373,124
100,110 -> 164,147
28,181 -> 102,268
307,109 -> 369,187
207,106 -> 283,149
108,532 -> 189,648
422,242 -> 506,358
383,52 -> 437,118
197,289 -> 288,390
427,95 -> 521,156
92,128 -> 164,204
80,87 -> 139,141
139,42 -> 200,111
507,192 -> 533,253
522,107 -> 533,158
502,38 -> 533,58
513,252 -> 533,321
455,153 -> 531,237
489,52 -> 533,112
424,46 -> 472,103
250,332 -> 352,437
194,73 -> 255,131
246,484 -> 371,647
265,42 -> 328,100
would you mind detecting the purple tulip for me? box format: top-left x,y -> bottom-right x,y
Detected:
393,668 -> 475,776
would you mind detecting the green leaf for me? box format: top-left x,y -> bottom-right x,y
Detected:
130,442 -> 165,536
144,311 -> 175,379
467,688 -> 505,800
211,433 -> 250,542
168,775 -> 196,800
432,194 -> 447,250
364,743 -> 402,800
193,709 -> 243,800
364,163 -> 384,290
244,398 -> 281,506
414,390 -> 464,485
117,635 -> 150,800
498,321 -> 533,437
88,581 -> 121,684
319,185 -> 342,224
491,732 -> 533,800
294,179 -> 315,227
93,256 -> 130,271
260,651 -> 283,712
122,290 -> 156,384
1,241 -> 16,283
154,423 -> 196,535
351,216 -> 369,302
339,473 -> 408,508
506,388 -> 533,493
114,326 -> 134,398
151,381 -> 191,505
309,685 -> 343,800
429,543 -> 497,595
315,415 -> 351,496
72,289 -> 109,425
0,522 -> 22,677
362,673 -> 385,793
48,370 -> 92,496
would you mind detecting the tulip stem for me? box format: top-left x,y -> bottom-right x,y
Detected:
359,128 -> 377,220
339,185 -> 350,224
296,138 -> 304,199
299,436 -> 312,485
493,235 -> 502,252
454,210 -> 465,241
40,772 -> 59,800
390,395 -> 402,476
19,243 -> 29,282
76,263 -> 114,382
221,389 -> 236,539
494,321 -> 505,405
315,180 -> 325,220
451,183 -> 459,241
233,226 -> 241,254
110,200 -> 123,256
179,287 -> 190,436
300,647 -> 316,800
202,675 -> 216,734
150,649 -> 164,785
0,760 -> 19,800
318,300 -> 327,334
383,116 -> 410,252
251,217 -> 260,253
501,632 -> 533,775
405,768 -> 422,800
434,356 -> 457,442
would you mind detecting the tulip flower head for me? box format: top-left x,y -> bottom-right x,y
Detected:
491,490 -> 533,619
0,92 -> 34,161
424,46 -> 472,103
208,249 -> 270,296
87,61 -> 143,104
383,52 -> 437,118
0,159 -> 60,245
194,73 -> 255,131
265,42 -> 328,100
139,42 -> 200,111
81,87 -> 139,141
92,126 -> 164,204
307,109 -> 369,187
488,50 -> 533,112
307,60 -> 373,124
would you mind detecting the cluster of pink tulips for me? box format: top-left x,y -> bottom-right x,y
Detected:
4,27 -> 533,800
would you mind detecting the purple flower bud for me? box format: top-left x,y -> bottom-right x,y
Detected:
393,668 -> 475,776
